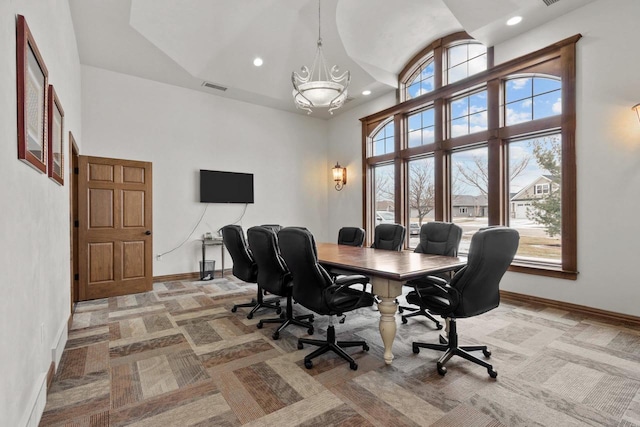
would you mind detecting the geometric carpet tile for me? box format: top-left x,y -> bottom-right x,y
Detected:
40,277 -> 640,426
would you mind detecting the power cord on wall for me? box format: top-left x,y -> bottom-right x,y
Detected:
156,203 -> 249,260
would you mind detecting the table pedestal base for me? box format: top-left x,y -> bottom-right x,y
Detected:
371,277 -> 404,365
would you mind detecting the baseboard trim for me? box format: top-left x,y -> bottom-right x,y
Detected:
153,270 -> 228,282
153,272 -> 200,282
500,290 -> 640,325
22,373 -> 47,427
46,362 -> 55,391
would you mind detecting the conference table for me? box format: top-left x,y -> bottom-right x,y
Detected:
316,242 -> 466,365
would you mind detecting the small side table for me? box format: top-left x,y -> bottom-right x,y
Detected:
200,238 -> 225,280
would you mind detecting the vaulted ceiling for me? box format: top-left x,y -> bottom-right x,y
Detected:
69,0 -> 595,119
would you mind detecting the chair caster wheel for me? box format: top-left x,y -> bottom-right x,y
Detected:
401,316 -> 408,324
439,335 -> 448,345
363,343 -> 369,351
483,349 -> 492,358
272,332 -> 279,340
247,313 -> 253,320
276,307 -> 282,315
398,307 -> 404,314
308,317 -> 314,323
307,327 -> 314,335
256,322 -> 263,329
437,364 -> 447,376
297,342 -> 304,350
304,359 -> 313,369
488,368 -> 498,378
412,344 -> 419,354
231,306 -> 238,313
350,362 -> 358,371
435,322 -> 443,330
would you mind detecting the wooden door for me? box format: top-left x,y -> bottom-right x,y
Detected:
78,156 -> 153,300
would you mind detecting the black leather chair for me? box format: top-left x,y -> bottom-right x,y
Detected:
399,222 -> 463,328
326,227 -> 366,277
260,224 -> 282,234
221,225 -> 281,319
337,227 -> 365,247
279,227 -> 375,370
247,226 -> 314,340
410,226 -> 519,378
371,223 -> 406,251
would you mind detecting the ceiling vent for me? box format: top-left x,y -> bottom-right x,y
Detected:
542,0 -> 560,5
202,81 -> 227,92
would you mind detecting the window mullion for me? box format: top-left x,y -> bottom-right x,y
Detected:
486,78 -> 503,226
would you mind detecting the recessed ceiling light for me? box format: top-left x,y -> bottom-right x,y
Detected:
506,16 -> 522,26
362,90 -> 372,96
253,57 -> 263,67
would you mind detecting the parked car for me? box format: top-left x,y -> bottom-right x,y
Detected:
409,222 -> 420,235
375,211 -> 395,225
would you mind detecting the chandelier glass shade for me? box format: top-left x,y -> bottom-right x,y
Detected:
292,1 -> 350,114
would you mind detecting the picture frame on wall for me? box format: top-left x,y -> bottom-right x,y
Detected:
16,14 -> 49,174
47,85 -> 64,185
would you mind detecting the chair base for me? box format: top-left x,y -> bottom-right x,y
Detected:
412,318 -> 497,378
399,305 -> 443,329
297,324 -> 368,371
231,287 -> 281,319
257,295 -> 314,340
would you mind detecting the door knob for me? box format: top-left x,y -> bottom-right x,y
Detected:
144,230 -> 152,235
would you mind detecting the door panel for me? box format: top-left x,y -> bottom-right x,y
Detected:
89,189 -> 114,228
122,190 -> 144,227
79,156 -> 152,300
123,241 -> 145,278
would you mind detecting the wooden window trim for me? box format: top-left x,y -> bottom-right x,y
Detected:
362,33 -> 581,278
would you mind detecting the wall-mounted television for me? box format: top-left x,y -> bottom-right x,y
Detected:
200,170 -> 254,204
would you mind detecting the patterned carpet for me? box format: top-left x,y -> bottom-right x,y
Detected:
40,276 -> 640,426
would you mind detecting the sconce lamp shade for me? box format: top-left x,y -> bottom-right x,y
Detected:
633,104 -> 640,122
332,162 -> 346,191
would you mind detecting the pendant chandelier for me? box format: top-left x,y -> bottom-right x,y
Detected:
292,0 -> 350,115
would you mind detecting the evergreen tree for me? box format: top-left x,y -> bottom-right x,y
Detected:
527,136 -> 562,237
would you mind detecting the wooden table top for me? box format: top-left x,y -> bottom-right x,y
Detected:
316,242 -> 466,282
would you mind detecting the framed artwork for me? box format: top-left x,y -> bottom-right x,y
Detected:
16,14 -> 48,173
47,85 -> 64,185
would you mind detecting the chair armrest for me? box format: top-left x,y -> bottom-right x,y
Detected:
334,274 -> 369,287
415,282 -> 460,315
408,275 -> 449,288
325,274 -> 372,312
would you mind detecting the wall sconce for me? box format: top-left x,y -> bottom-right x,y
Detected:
633,104 -> 640,123
332,162 -> 347,191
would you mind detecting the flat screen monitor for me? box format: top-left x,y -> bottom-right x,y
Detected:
199,170 -> 254,204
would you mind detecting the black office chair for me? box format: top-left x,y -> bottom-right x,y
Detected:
260,224 -> 282,234
399,222 -> 463,329
337,227 -> 366,247
410,226 -> 519,378
369,223 -> 406,305
371,223 -> 406,251
279,227 -> 375,370
221,225 -> 281,319
247,226 -> 314,340
325,227 -> 367,278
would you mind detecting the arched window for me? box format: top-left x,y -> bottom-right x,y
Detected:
405,58 -> 435,100
362,32 -> 579,278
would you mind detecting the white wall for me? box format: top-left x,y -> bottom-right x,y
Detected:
327,92 -> 395,240
0,1 -> 81,426
81,66 -> 330,276
328,0 -> 640,317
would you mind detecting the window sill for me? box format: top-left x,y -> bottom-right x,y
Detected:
509,262 -> 578,280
